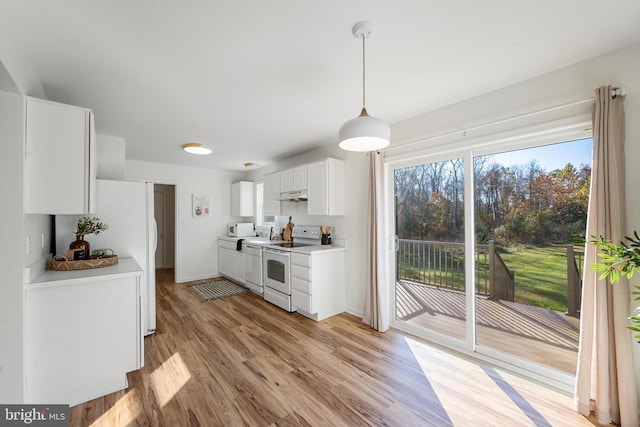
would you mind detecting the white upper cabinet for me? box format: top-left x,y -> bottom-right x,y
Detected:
307,158 -> 345,216
231,181 -> 254,217
25,97 -> 95,214
263,171 -> 281,216
280,164 -> 307,193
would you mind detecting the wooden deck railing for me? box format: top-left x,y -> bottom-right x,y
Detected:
396,239 -> 514,300
397,239 -> 584,312
566,245 -> 584,317
488,240 -> 515,301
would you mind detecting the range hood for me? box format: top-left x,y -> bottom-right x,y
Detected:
278,190 -> 307,202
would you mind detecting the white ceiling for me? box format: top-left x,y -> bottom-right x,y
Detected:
2,1 -> 640,171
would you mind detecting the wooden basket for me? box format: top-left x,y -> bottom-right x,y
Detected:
49,255 -> 119,271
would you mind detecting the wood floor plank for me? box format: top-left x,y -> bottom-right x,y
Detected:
68,269 -> 600,427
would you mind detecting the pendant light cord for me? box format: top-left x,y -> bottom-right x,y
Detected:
362,35 -> 366,109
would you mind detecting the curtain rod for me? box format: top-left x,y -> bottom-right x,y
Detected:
385,86 -> 626,152
611,87 -> 626,99
384,97 -> 597,152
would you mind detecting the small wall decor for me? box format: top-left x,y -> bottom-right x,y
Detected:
192,193 -> 211,217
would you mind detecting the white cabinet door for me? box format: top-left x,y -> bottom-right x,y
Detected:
307,160 -> 328,215
218,247 -> 234,278
280,169 -> 293,193
233,251 -> 245,283
263,171 -> 281,216
307,158 -> 345,216
292,164 -> 308,191
25,97 -> 95,214
281,165 -> 307,193
218,245 -> 245,283
231,181 -> 254,217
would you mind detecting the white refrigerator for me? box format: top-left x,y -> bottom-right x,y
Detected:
55,179 -> 157,336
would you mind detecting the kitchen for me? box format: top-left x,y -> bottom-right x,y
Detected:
2,2 -> 640,424
220,158 -> 347,319
17,96 -> 359,406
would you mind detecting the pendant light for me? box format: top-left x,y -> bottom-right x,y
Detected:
339,21 -> 390,152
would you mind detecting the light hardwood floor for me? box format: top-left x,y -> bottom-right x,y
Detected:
70,269 -> 600,426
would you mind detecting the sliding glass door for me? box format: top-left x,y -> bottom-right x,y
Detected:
391,137 -> 591,377
393,157 -> 466,342
472,140 -> 590,374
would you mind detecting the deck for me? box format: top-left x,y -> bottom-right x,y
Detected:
395,280 -> 580,374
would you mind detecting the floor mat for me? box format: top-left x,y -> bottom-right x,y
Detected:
191,279 -> 248,300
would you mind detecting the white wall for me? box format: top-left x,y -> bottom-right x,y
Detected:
23,215 -> 52,267
0,16 -> 48,400
126,160 -> 245,282
0,17 -> 44,98
0,89 -> 25,402
96,134 -> 126,180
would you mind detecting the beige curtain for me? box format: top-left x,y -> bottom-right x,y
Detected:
362,151 -> 389,331
575,85 -> 638,426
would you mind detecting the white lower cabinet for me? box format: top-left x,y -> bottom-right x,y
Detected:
24,259 -> 143,406
218,239 -> 245,283
291,249 -> 346,321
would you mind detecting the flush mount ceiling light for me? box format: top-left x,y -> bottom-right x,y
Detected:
182,142 -> 212,155
338,20 -> 390,152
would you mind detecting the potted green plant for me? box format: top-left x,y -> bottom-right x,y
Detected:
69,216 -> 109,259
591,232 -> 640,342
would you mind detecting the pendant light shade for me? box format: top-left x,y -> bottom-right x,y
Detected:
338,107 -> 390,152
339,21 -> 390,152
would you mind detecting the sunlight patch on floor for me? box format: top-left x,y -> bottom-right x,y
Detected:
92,390 -> 141,426
405,336 -> 550,426
149,352 -> 192,407
403,337 -> 594,425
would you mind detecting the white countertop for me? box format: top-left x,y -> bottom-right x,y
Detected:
287,245 -> 346,254
218,236 -> 346,253
27,257 -> 143,289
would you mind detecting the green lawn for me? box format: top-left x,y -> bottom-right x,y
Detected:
497,244 -> 570,312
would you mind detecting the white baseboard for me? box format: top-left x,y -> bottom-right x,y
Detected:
346,307 -> 363,318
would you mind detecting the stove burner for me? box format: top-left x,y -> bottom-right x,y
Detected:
270,241 -> 312,248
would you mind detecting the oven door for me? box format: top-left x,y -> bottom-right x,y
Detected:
262,248 -> 290,295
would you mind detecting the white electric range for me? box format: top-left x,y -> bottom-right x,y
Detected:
262,225 -> 321,312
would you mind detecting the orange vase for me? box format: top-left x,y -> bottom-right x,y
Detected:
69,235 -> 90,260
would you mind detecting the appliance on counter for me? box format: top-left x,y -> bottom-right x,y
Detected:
255,225 -> 273,239
228,222 -> 254,237
262,225 -> 321,312
55,179 -> 157,336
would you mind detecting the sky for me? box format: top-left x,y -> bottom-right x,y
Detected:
488,138 -> 592,172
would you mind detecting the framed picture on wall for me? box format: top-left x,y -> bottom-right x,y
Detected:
192,193 -> 211,217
